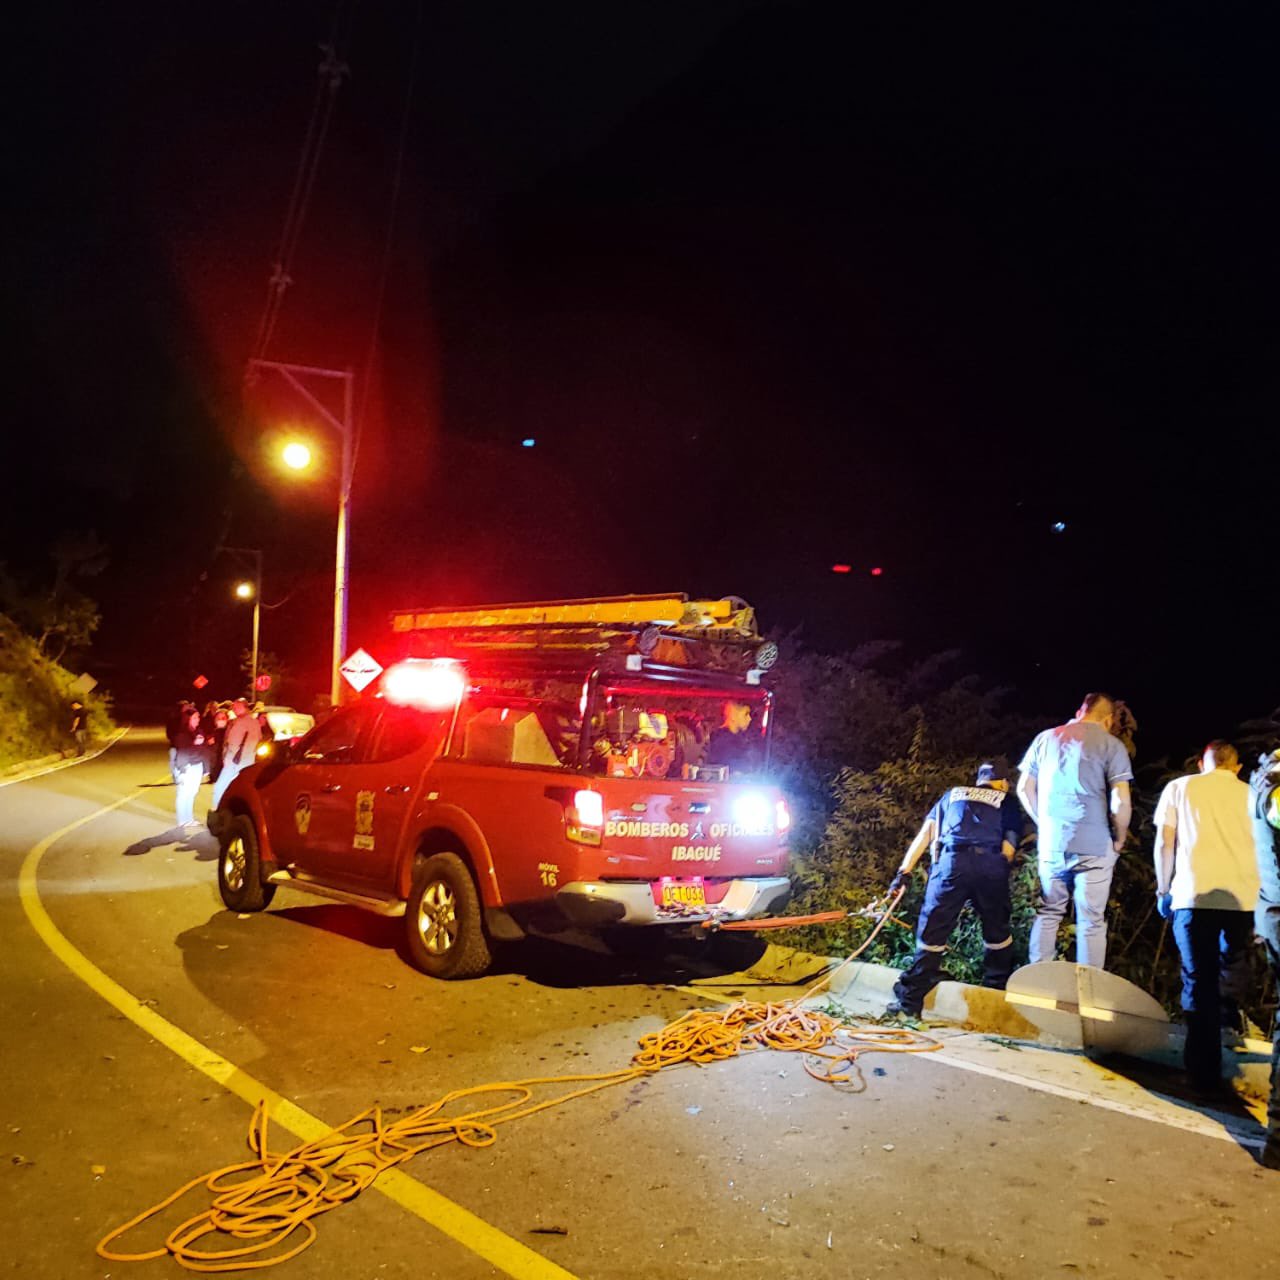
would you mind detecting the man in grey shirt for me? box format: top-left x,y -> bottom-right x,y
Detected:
1016,692 -> 1134,968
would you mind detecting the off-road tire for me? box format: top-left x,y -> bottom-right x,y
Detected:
406,851 -> 492,979
218,815 -> 276,912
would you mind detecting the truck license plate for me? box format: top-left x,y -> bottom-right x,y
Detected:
657,878 -> 706,910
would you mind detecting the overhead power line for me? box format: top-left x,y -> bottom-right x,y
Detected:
251,6 -> 351,361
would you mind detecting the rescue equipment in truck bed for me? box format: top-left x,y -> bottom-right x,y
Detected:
390,593 -> 779,677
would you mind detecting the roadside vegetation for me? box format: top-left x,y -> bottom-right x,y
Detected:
0,532 -> 116,769
766,637 -> 1277,1030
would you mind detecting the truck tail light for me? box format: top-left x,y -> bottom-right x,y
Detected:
567,789 -> 604,846
776,799 -> 792,834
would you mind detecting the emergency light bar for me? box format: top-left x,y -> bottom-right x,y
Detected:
382,659 -> 467,710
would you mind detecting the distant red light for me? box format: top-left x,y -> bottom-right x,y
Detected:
870,566 -> 884,577
831,564 -> 851,574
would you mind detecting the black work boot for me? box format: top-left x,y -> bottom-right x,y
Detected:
1261,1134 -> 1280,1171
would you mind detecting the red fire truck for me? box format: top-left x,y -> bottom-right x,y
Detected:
214,595 -> 791,978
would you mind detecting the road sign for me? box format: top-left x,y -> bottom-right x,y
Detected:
71,672 -> 98,694
339,648 -> 383,693
255,674 -> 272,691
193,674 -> 209,690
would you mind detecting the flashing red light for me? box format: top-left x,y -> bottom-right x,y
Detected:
870,566 -> 884,577
831,564 -> 852,574
383,659 -> 466,711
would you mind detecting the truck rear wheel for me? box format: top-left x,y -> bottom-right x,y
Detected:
218,815 -> 276,913
406,851 -> 492,979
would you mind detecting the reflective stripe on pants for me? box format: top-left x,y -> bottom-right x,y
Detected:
892,846 -> 1015,1013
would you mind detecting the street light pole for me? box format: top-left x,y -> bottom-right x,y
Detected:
246,358 -> 355,707
224,547 -> 263,698
251,584 -> 261,697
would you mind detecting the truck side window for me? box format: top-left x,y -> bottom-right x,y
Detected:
369,705 -> 448,763
298,704 -> 372,764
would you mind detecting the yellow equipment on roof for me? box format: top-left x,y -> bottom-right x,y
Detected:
390,594 -> 758,638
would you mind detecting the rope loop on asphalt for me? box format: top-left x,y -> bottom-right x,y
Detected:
98,886 -> 937,1271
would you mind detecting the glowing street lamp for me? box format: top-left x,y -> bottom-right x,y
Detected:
247,358 -> 354,707
281,440 -> 312,470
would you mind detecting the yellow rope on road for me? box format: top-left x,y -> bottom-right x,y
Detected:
98,887 -> 935,1272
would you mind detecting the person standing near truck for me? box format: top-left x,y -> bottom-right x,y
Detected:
1017,693 -> 1134,968
1249,744 -> 1280,1170
1152,740 -> 1259,1098
211,699 -> 262,813
886,761 -> 1027,1018
172,707 -> 207,830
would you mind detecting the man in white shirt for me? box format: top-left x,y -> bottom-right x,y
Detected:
210,699 -> 263,812
1153,739 -> 1259,1096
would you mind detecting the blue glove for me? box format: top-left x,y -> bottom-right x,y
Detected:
1156,892 -> 1173,920
889,871 -> 908,897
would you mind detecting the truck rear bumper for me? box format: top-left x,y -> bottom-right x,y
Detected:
555,877 -> 791,928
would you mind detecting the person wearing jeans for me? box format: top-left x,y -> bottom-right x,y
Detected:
1248,745 -> 1280,1168
1153,740 -> 1259,1095
171,709 -> 207,830
210,698 -> 263,813
1017,693 -> 1134,968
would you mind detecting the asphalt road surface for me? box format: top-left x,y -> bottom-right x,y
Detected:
2,731 -> 1277,1280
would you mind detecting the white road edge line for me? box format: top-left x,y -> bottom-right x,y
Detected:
924,1045 -> 1265,1150
0,727 -> 130,789
681,983 -> 1267,1152
20,788 -> 580,1280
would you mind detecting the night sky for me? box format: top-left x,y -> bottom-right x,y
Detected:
7,1 -> 1277,756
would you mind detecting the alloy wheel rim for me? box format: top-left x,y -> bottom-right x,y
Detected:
418,879 -> 458,955
224,837 -> 247,892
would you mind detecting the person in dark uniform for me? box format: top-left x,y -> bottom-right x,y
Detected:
1249,745 -> 1280,1170
886,761 -> 1027,1017
704,700 -> 759,775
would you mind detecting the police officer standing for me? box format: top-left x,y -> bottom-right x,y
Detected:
886,762 -> 1027,1018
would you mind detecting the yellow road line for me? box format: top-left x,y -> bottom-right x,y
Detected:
18,790 -> 579,1280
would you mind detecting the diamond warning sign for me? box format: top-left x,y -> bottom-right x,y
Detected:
339,648 -> 383,692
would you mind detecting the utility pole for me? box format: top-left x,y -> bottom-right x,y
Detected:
223,546 -> 263,699
246,358 -> 355,707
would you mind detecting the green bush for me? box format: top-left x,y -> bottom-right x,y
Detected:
0,612 -> 116,768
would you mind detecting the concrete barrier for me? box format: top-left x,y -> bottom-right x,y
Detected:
710,944 -> 1273,1105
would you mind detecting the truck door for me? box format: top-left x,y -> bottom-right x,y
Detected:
264,702 -> 378,873
308,702 -> 450,888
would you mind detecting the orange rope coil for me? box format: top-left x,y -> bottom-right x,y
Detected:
98,887 -> 934,1271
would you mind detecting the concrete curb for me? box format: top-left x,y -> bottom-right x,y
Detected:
733,945 -> 1272,1105
0,728 -> 129,790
